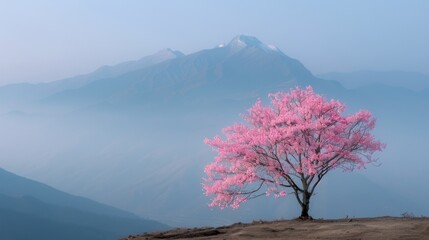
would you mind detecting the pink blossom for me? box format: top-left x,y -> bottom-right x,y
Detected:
203,86 -> 384,217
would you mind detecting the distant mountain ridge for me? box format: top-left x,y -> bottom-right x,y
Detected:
318,70 -> 429,91
0,35 -> 317,110
0,48 -> 183,109
89,48 -> 184,82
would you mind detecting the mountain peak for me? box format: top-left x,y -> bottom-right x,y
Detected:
155,48 -> 184,58
227,35 -> 281,53
229,35 -> 262,47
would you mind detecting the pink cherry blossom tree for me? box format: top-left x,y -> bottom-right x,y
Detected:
204,86 -> 384,219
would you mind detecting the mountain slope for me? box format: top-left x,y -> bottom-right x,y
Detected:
0,168 -> 134,218
0,168 -> 169,239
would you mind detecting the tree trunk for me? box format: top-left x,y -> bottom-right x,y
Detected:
300,202 -> 310,219
299,191 -> 312,220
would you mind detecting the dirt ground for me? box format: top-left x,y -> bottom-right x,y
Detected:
123,217 -> 429,240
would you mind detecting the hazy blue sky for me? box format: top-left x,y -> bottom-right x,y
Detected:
1,0 -> 428,85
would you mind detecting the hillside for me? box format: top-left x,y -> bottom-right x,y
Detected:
124,217 -> 429,240
0,168 -> 169,240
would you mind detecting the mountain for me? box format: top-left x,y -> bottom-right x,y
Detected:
318,70 -> 429,91
41,35 -> 316,109
0,35 -> 428,228
0,168 -> 169,240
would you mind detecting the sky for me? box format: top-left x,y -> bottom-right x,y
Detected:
0,0 -> 428,85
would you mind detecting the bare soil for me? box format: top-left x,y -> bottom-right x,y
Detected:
123,217 -> 429,240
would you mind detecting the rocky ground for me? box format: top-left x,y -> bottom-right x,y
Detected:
123,217 -> 429,240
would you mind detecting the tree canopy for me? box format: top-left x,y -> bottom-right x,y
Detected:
203,86 -> 384,218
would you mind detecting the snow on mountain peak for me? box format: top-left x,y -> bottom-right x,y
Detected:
227,35 -> 281,53
267,44 -> 280,51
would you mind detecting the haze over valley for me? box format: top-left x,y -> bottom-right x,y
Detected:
0,35 -> 428,228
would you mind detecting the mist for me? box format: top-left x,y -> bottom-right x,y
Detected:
0,42 -> 428,226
